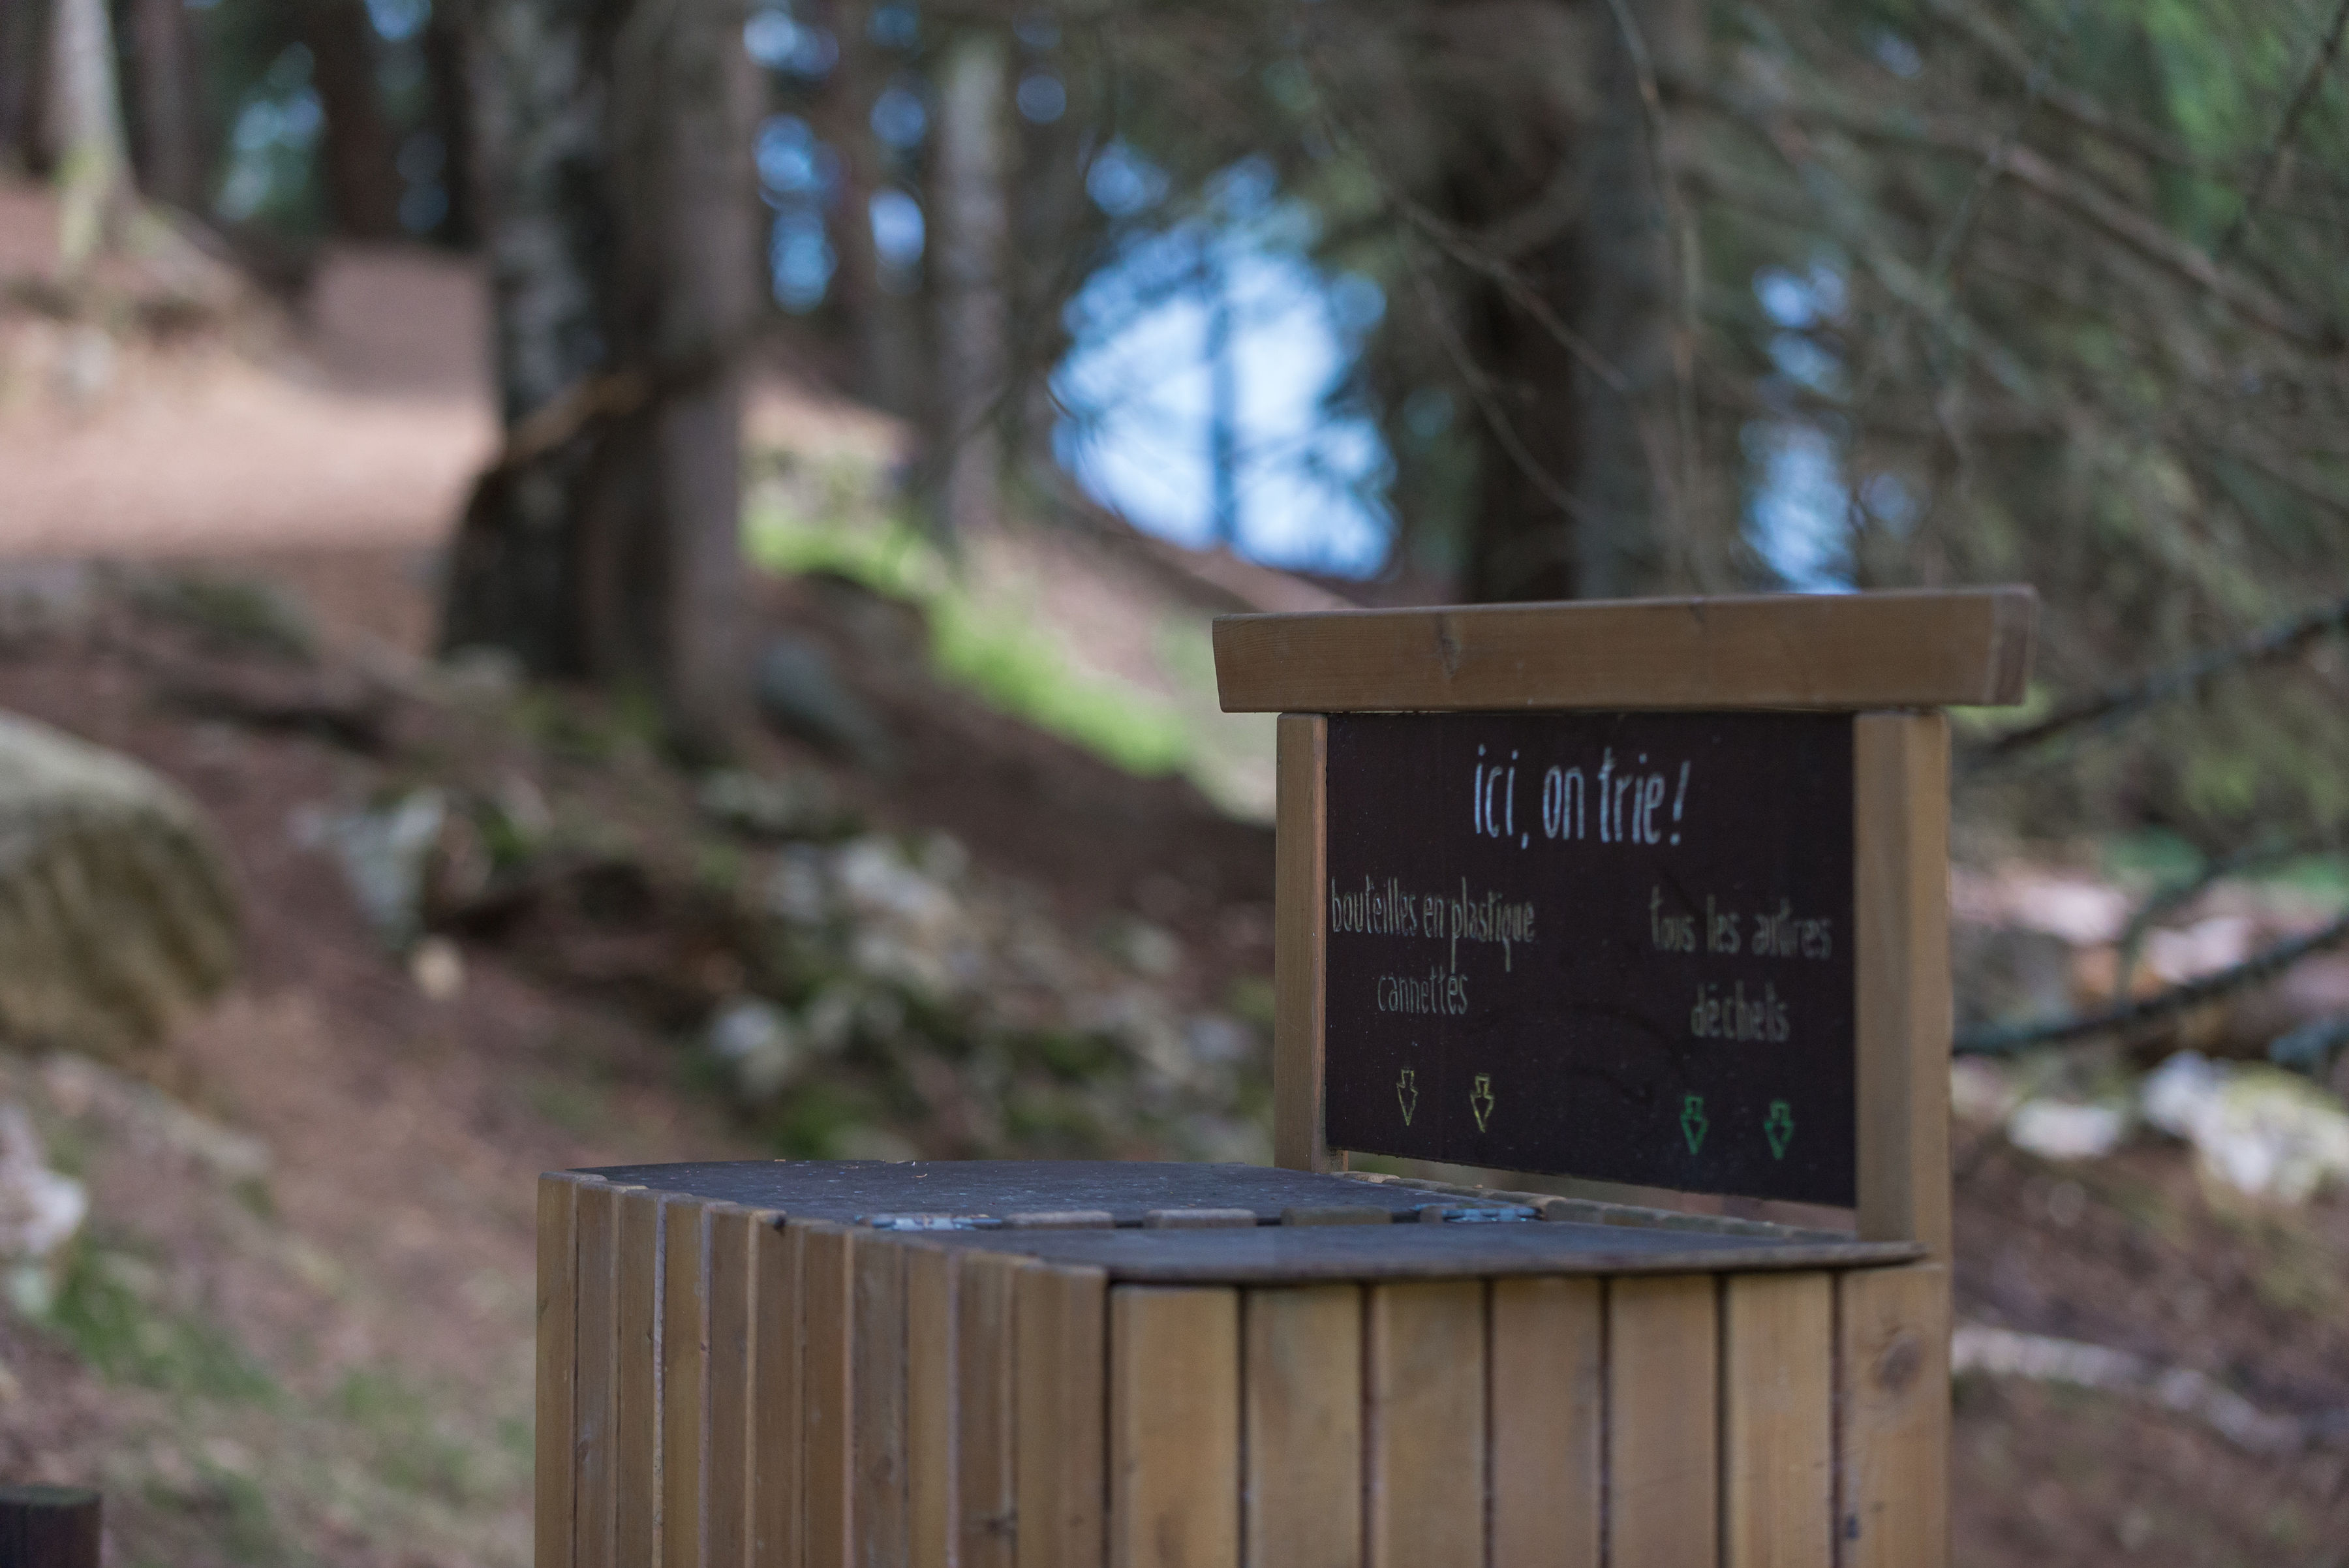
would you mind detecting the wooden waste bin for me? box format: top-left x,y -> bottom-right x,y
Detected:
535,588 -> 2035,1568
536,1160 -> 1933,1568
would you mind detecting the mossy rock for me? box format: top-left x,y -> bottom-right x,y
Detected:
0,712 -> 238,1058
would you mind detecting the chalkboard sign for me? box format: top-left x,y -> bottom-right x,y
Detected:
1323,712 -> 1857,1206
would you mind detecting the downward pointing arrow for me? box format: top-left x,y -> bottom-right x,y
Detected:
1680,1094 -> 1709,1155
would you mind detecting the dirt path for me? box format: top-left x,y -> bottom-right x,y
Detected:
0,228 -> 496,568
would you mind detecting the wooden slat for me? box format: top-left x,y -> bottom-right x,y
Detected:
706,1205 -> 759,1568
1109,1287 -> 1240,1568
750,1217 -> 802,1568
617,1187 -> 666,1568
1836,1265 -> 1949,1568
802,1223 -> 855,1568
1213,589 -> 2036,713
1241,1285 -> 1360,1568
1016,1264 -> 1109,1568
853,1232 -> 910,1568
1274,713 -> 1328,1173
536,1175 -> 581,1568
1488,1277 -> 1601,1568
1363,1281 -> 1484,1568
906,1244 -> 956,1568
1854,713 -> 1954,1260
959,1251 -> 1024,1568
1606,1275 -> 1718,1568
1723,1273 -> 1834,1568
574,1181 -> 623,1568
664,1197 -> 712,1568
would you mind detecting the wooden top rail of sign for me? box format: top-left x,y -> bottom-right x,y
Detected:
1213,586 -> 2035,712
1229,588 -> 2037,1267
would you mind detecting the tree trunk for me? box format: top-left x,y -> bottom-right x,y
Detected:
818,0 -> 923,418
1457,230 -> 1586,602
1563,0 -> 1699,600
421,1 -> 478,245
302,0 -> 403,239
0,0 -> 57,173
1002,65 -> 1094,507
45,0 -> 130,269
119,0 -> 205,209
1452,0 -> 1701,604
932,28 -> 1007,536
442,0 -> 757,754
1449,84 -> 1586,603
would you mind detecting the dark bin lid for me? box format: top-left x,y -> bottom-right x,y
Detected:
569,1160 -> 1922,1281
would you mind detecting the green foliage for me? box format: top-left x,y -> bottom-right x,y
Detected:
131,572 -> 318,662
44,1244 -> 275,1402
334,1366 -> 491,1503
745,507 -> 1191,778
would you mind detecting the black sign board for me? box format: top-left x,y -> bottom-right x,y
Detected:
1323,712 -> 1857,1206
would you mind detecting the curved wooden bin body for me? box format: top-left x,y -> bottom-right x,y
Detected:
534,1161 -> 1942,1568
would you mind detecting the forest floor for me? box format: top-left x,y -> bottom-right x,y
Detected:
1,202 -> 2346,1565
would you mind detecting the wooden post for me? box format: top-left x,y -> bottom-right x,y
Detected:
0,1486 -> 100,1568
536,1175 -> 583,1568
616,1188 -> 666,1568
1274,714 -> 1328,1173
663,1195 -> 711,1568
1015,1265 -> 1107,1568
801,1223 -> 855,1568
574,1181 -> 623,1568
1108,1287 -> 1240,1568
750,1217 -> 802,1568
1363,1282 -> 1484,1568
1854,714 -> 1954,1261
1605,1276 -> 1717,1567
705,1203 -> 762,1568
1241,1286 -> 1361,1568
1723,1272 -> 1835,1566
1488,1277 -> 1602,1568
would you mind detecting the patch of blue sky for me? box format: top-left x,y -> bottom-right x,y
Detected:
1054,155 -> 1392,576
1056,229 -> 1390,575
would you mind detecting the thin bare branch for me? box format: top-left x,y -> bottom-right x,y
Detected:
2216,0 -> 2349,260
1956,901 -> 2349,1055
1965,591 -> 2349,773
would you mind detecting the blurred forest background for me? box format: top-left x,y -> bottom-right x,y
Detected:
4,0 -> 2349,1562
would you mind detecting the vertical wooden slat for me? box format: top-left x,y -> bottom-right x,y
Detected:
537,1175 -> 581,1568
802,1223 -> 857,1568
1274,713 -> 1329,1172
1854,713 -> 1953,1260
1016,1264 -> 1109,1568
1109,1287 -> 1240,1568
959,1250 -> 1024,1568
907,1244 -> 957,1568
750,1217 -> 802,1568
1606,1276 -> 1718,1568
1241,1285 -> 1360,1568
1364,1281 -> 1483,1568
853,1233 -> 910,1568
664,1197 -> 712,1568
1724,1273 -> 1834,1568
574,1181 -> 622,1568
1489,1277 -> 1601,1568
706,1205 -> 758,1568
617,1188 -> 667,1568
1836,1265 -> 1948,1568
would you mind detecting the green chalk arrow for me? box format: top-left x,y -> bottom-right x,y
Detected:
1680,1094 -> 1708,1155
1765,1100 -> 1795,1160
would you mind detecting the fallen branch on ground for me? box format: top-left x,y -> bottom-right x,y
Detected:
1954,1322 -> 2349,1456
1955,904 -> 2349,1055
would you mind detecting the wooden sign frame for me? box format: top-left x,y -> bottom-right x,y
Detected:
1214,587 -> 2036,1265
